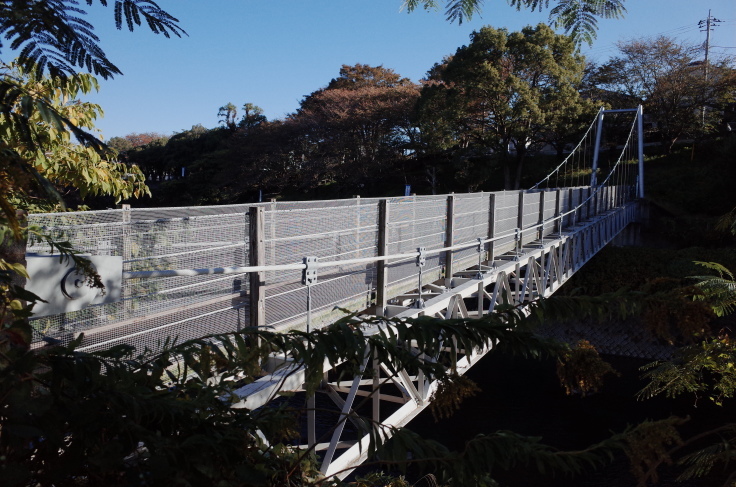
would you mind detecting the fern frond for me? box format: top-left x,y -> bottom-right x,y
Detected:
693,261 -> 735,280
550,0 -> 626,45
0,0 -> 185,79
715,207 -> 736,236
677,437 -> 736,482
689,263 -> 736,317
508,0 -> 552,12
444,0 -> 484,24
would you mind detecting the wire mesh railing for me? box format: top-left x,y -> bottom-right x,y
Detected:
26,107 -> 645,354
26,188 -> 635,354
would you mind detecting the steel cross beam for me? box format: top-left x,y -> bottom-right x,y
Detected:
229,201 -> 639,480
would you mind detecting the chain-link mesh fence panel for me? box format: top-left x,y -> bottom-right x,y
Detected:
542,190 -> 558,238
385,196 -> 447,297
492,191 -> 519,256
26,184 -> 632,353
28,206 -> 251,353
262,200 -> 379,331
452,193 -> 490,271
521,191 -> 541,247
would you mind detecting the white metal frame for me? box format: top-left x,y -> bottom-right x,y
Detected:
26,106 -> 646,480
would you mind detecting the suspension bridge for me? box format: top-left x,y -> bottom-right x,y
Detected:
25,107 -> 645,479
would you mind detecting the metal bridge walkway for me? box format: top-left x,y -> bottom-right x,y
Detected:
24,107 -> 645,479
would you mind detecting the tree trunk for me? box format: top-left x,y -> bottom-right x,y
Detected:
1,211 -> 28,290
0,211 -> 29,336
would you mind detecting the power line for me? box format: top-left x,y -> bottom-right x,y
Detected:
584,11 -> 731,60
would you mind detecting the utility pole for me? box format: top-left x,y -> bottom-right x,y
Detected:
698,9 -> 724,80
698,10 -> 722,125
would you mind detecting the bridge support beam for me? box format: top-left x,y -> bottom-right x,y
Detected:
249,207 -> 265,329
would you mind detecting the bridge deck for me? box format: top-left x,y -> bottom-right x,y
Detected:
25,188 -> 639,479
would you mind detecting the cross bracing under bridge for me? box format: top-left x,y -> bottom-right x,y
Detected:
25,106 -> 645,479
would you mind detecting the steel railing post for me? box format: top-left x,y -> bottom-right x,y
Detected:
591,109 -> 605,188
555,189 -> 562,234
416,247 -> 426,308
488,193 -> 496,266
537,190 -> 545,242
444,194 -> 455,287
516,191 -> 525,256
122,204 -> 131,316
249,206 -> 266,330
568,188 -> 576,228
376,200 -> 389,317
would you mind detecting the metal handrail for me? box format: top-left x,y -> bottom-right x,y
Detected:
122,185 -> 634,280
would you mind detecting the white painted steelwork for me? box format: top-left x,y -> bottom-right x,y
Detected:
24,106 -> 645,479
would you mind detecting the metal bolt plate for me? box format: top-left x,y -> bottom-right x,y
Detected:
302,256 -> 319,286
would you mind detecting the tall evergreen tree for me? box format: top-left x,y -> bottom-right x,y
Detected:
418,23 -> 590,190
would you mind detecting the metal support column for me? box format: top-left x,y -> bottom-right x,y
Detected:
537,191 -> 546,241
637,105 -> 645,199
302,255 -> 319,449
590,109 -> 605,188
488,193 -> 496,265
444,194 -> 455,287
376,200 -> 390,316
554,189 -> 562,234
516,191 -> 525,256
249,207 -> 266,329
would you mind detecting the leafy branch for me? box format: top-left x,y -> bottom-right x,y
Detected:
403,0 -> 627,44
0,0 -> 186,80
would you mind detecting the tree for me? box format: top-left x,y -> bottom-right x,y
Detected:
136,124 -> 230,187
418,23 -> 590,190
325,64 -> 415,90
0,0 -> 183,259
296,86 -> 420,186
633,261 -> 736,485
0,291 -> 641,486
239,102 -> 267,133
0,62 -> 149,222
589,36 -> 736,152
106,135 -> 135,154
290,65 -> 421,190
218,102 -> 239,131
0,0 -> 185,80
0,63 -> 151,358
107,132 -> 170,163
404,0 -> 626,44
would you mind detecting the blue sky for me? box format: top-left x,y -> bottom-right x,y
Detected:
72,1 -> 736,139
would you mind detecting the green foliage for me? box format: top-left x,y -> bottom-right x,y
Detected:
545,0 -> 626,45
639,334 -> 736,406
589,37 -> 736,151
556,339 -> 619,396
632,260 -> 736,485
218,102 -> 239,131
635,336 -> 736,484
0,62 -> 150,236
622,416 -> 687,486
690,262 -> 736,318
240,102 -> 267,133
675,429 -> 736,484
403,0 -> 626,44
0,0 -> 176,228
416,23 -> 591,190
1,294 -> 652,486
0,0 -> 185,80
